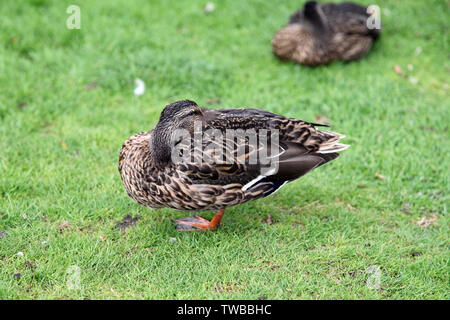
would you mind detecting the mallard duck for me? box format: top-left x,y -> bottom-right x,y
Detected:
118,100 -> 348,231
272,1 -> 381,66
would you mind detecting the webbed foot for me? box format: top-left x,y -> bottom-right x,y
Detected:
176,215 -> 212,231
176,209 -> 225,232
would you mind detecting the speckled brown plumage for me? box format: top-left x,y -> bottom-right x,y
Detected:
118,100 -> 348,231
272,1 -> 381,66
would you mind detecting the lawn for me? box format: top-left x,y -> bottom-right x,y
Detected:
0,0 -> 448,299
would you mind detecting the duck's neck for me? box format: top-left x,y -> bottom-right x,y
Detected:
150,123 -> 172,164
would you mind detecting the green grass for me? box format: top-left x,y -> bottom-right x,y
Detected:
0,0 -> 448,299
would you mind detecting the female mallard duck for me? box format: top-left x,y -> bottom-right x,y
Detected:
272,1 -> 381,66
118,100 -> 348,231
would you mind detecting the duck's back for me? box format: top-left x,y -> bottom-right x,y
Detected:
320,2 -> 380,39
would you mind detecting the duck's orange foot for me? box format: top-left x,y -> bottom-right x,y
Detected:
176,209 -> 225,232
176,215 -> 212,231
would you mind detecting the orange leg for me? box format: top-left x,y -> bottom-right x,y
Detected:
176,209 -> 225,231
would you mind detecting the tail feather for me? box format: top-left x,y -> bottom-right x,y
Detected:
319,143 -> 350,154
316,129 -> 349,154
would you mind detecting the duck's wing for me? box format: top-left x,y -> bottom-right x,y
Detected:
203,108 -> 345,152
175,108 -> 348,198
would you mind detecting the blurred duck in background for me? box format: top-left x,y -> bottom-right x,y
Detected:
272,1 -> 381,66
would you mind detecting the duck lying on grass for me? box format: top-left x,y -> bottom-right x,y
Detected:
118,100 -> 348,231
272,1 -> 381,66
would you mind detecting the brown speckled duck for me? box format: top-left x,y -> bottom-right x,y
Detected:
118,100 -> 348,231
272,1 -> 381,66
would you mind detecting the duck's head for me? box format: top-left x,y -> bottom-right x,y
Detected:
151,100 -> 204,163
158,100 -> 203,131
